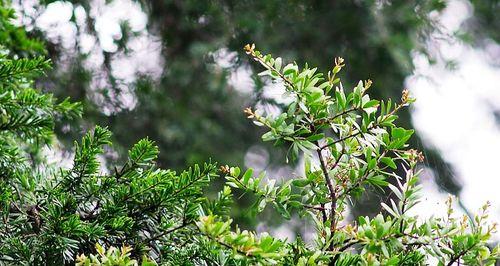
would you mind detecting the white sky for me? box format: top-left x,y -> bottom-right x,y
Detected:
406,0 -> 500,238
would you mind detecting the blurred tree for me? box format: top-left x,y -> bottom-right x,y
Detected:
16,0 -> 498,217
463,0 -> 500,46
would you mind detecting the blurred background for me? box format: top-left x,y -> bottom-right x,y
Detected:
11,0 -> 500,241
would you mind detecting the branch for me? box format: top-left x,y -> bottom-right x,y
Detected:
143,221 -> 192,244
319,127 -> 374,150
315,146 -> 337,237
315,107 -> 359,126
336,151 -> 387,200
447,244 -> 477,266
303,204 -> 327,211
245,48 -> 296,91
319,98 -> 410,150
123,168 -> 209,203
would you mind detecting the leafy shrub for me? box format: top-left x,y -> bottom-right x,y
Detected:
0,5 -> 498,265
75,244 -> 155,266
193,45 -> 500,265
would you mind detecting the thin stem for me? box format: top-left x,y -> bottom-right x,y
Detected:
247,51 -> 296,91
447,244 -> 477,266
315,147 -> 337,238
338,239 -> 360,252
315,107 -> 358,126
320,127 -> 373,150
336,151 -> 387,200
144,221 -> 192,244
303,204 -> 327,211
320,203 -> 327,222
320,99 -> 409,151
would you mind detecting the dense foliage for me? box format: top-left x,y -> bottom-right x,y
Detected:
1,4 -> 499,266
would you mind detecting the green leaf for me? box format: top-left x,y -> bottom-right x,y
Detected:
381,202 -> 399,217
335,90 -> 347,109
274,57 -> 282,71
128,138 -> 159,166
262,131 -> 276,141
283,63 -> 298,76
258,198 -> 267,212
292,179 -> 310,187
381,157 -> 397,169
274,201 -> 291,220
367,175 -> 388,187
306,133 -> 324,142
298,140 -> 317,150
363,99 -> 379,108
242,168 -> 253,184
230,167 -> 241,177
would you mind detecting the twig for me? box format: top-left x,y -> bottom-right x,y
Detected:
315,147 -> 337,239
144,222 -> 192,244
319,127 -> 375,150
447,244 -> 477,266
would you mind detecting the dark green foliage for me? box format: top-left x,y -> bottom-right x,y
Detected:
0,56 -> 72,141
0,5 -> 45,57
464,0 -> 500,44
2,124 -> 221,263
0,8 -> 223,264
0,56 -> 49,79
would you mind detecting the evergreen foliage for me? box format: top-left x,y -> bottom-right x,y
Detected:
0,6 -> 498,266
